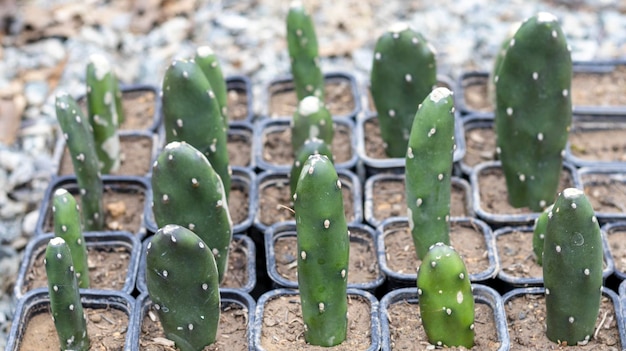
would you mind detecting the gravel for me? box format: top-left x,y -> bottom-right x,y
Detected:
1,0 -> 626,347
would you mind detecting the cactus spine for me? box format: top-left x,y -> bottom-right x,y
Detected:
146,224 -> 220,351
405,87 -> 455,259
494,12 -> 572,211
162,58 -> 231,198
294,154 -> 349,346
291,95 -> 333,156
532,203 -> 553,266
55,92 -> 104,231
286,1 -> 324,100
45,237 -> 90,351
53,188 -> 89,288
151,141 -> 233,283
290,137 -> 333,196
86,53 -> 123,174
543,188 -> 602,345
417,243 -> 475,348
194,46 -> 229,128
370,23 -> 437,157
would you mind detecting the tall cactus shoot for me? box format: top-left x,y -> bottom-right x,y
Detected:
55,92 -> 104,231
494,12 -> 572,211
294,154 -> 349,346
85,53 -> 123,174
45,237 -> 90,351
291,95 -> 333,155
543,188 -> 602,345
194,46 -> 229,128
146,224 -> 221,351
53,188 -> 90,288
286,1 -> 325,100
151,141 -> 233,283
405,87 -> 456,259
161,58 -> 231,198
417,243 -> 475,348
370,23 -> 437,157
290,137 -> 333,196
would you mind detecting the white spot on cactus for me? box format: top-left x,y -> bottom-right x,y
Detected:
182,71 -> 189,79
428,128 -> 436,137
76,153 -> 85,162
429,87 -> 452,103
202,283 -> 208,290
537,133 -> 544,141
176,119 -> 183,128
437,341 -> 443,346
61,225 -> 67,232
571,202 -> 577,209
496,146 -> 501,155
388,22 -> 409,34
292,193 -> 297,201
546,288 -> 550,295
336,179 -> 342,189
555,245 -> 561,253
437,173 -> 444,181
569,316 -> 575,323
341,269 -> 346,278
445,308 -> 452,315
308,166 -> 314,175
412,37 -> 419,44
53,285 -> 59,292
509,38 -> 515,47
584,268 -> 590,276
537,12 -> 557,23
104,91 -> 113,106
324,219 -> 330,228
592,216 -> 597,223
506,107 -> 513,116
298,96 -> 321,116
494,75 -> 499,83
405,74 -> 412,83
407,147 -> 414,159
170,235 -> 177,243
69,304 -> 75,311
212,248 -> 219,256
155,304 -> 160,310
388,109 -> 396,117
457,291 -> 464,304
318,302 -> 325,313
191,178 -> 199,187
301,250 -> 307,260
89,53 -> 111,81
459,272 -> 465,280
196,46 -> 214,57
162,194 -> 169,204
539,200 -> 547,208
551,30 -> 558,38
162,270 -> 168,277
416,198 -> 423,207
296,29 -> 303,37
519,174 -> 526,182
532,72 -> 539,80
56,253 -> 62,259
431,261 -> 437,268
147,242 -> 152,250
208,90 -> 215,99
374,52 -> 382,61
188,323 -> 194,330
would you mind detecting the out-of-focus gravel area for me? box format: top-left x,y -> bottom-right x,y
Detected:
1,0 -> 625,346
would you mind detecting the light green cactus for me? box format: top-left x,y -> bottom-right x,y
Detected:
55,92 -> 104,231
291,95 -> 333,156
52,188 -> 89,288
417,243 -> 475,348
495,12 -> 572,211
290,137 -> 333,196
532,203 -> 553,266
45,237 -> 90,351
146,224 -> 221,351
370,22 -> 437,157
405,87 -> 456,259
543,188 -> 602,346
151,141 -> 233,283
194,46 -> 228,128
294,154 -> 349,346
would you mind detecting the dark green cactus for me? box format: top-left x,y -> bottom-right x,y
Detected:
370,22 -> 437,158
488,22 -> 521,106
45,237 -> 90,351
290,137 -> 333,196
194,46 -> 228,128
532,203 -> 553,266
291,95 -> 333,156
146,224 -> 220,351
543,188 -> 602,346
417,243 -> 475,348
86,53 -> 123,174
151,141 -> 233,283
494,12 -> 572,211
55,92 -> 104,231
286,1 -> 324,101
294,154 -> 349,346
405,87 -> 455,259
161,58 -> 231,198
52,188 -> 89,288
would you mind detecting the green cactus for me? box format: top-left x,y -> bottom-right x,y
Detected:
294,154 -> 349,346
417,243 -> 475,348
286,1 -> 324,101
494,12 -> 572,211
194,46 -> 228,128
146,224 -> 220,351
151,141 -> 233,283
532,203 -> 553,266
85,53 -> 123,174
405,87 -> 455,259
290,137 -> 333,196
45,237 -> 90,351
488,22 -> 521,106
370,22 -> 437,158
52,188 -> 89,288
543,188 -> 602,346
55,92 -> 104,231
291,95 -> 333,156
161,58 -> 231,198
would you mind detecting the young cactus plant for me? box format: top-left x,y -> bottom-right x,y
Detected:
291,95 -> 333,155
161,58 -> 231,198
405,87 -> 456,259
45,237 -> 90,351
146,224 -> 221,351
294,154 -> 349,346
194,46 -> 228,128
417,242 -> 475,348
532,203 -> 553,266
53,188 -> 89,288
494,12 -> 572,211
85,53 -> 123,174
286,1 -> 325,100
290,137 -> 333,196
151,141 -> 233,283
543,188 -> 602,346
55,92 -> 104,231
370,23 -> 437,158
